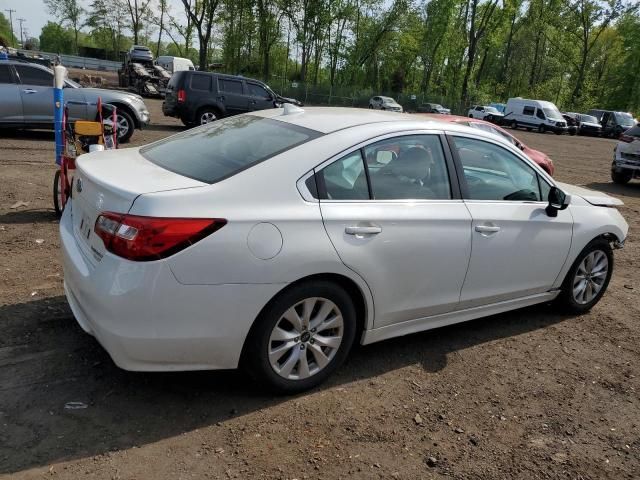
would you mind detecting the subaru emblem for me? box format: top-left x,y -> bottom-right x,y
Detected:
76,178 -> 83,193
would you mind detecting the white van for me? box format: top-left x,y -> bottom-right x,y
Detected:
504,98 -> 568,134
155,56 -> 195,73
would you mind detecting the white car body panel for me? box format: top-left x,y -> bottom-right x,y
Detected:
59,107 -> 629,372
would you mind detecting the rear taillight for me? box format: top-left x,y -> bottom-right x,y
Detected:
619,134 -> 634,143
95,212 -> 226,261
177,89 -> 186,103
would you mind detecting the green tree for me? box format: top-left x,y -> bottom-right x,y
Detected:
44,0 -> 85,54
39,22 -> 74,54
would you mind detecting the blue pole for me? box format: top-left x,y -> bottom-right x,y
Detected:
53,65 -> 67,165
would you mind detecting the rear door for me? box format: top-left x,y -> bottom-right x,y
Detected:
0,64 -> 23,125
246,82 -> 275,111
217,77 -> 247,116
318,132 -> 472,329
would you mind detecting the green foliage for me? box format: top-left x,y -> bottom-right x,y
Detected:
39,22 -> 74,54
0,12 -> 17,47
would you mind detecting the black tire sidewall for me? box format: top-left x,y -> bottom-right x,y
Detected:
53,170 -> 63,218
557,239 -> 613,314
115,110 -> 134,143
243,281 -> 357,394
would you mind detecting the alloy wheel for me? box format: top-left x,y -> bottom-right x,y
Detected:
200,111 -> 217,124
268,297 -> 344,380
572,250 -> 609,304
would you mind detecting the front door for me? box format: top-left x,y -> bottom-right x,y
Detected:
0,64 -> 23,124
15,64 -> 87,124
450,135 -> 573,308
246,82 -> 275,111
217,77 -> 247,116
318,133 -> 472,328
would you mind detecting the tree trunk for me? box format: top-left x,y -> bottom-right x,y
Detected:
156,2 -> 164,57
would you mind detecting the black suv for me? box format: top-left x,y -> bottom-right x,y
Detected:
587,109 -> 636,138
163,71 -> 301,126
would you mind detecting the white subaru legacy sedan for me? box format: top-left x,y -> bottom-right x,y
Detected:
60,106 -> 628,393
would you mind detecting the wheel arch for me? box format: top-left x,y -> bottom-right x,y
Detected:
240,272 -> 373,364
106,101 -> 139,128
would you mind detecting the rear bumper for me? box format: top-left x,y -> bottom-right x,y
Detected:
60,203 -> 284,371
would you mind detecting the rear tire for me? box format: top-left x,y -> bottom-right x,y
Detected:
555,238 -> 613,314
197,107 -> 219,125
53,170 -> 63,218
242,281 -> 357,394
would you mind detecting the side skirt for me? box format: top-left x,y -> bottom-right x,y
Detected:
361,291 -> 560,345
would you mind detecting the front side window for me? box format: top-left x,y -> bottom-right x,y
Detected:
248,83 -> 270,99
523,106 -> 535,116
219,78 -> 243,94
536,108 -> 546,120
141,115 -> 320,184
0,65 -> 13,83
453,136 -> 543,202
15,66 -> 52,86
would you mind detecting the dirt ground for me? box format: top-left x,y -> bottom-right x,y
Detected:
1,101 -> 638,479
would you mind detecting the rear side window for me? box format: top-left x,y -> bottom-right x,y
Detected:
523,106 -> 535,116
219,78 -> 243,94
15,65 -> 52,86
0,65 -> 13,83
190,74 -> 211,91
141,115 -> 321,184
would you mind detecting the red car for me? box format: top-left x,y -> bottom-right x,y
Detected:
420,114 -> 555,175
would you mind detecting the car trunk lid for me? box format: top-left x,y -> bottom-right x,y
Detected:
70,147 -> 206,265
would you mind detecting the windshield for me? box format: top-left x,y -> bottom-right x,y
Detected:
543,107 -> 563,120
141,115 -> 321,184
433,104 -> 443,109
579,115 -> 598,123
381,97 -> 396,104
485,106 -> 499,114
615,112 -> 635,126
65,78 -> 81,88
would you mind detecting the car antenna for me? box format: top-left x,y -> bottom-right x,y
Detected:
282,103 -> 304,115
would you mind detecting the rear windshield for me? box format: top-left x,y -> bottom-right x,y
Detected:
141,115 -> 321,183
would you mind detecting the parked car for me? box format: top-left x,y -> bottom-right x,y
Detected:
599,111 -> 636,138
421,113 -> 554,175
60,106 -> 627,393
162,71 -> 302,126
611,124 -> 640,184
0,60 -> 149,142
574,113 -> 602,136
467,105 -> 504,123
128,45 -> 154,62
155,56 -> 195,73
505,98 -> 568,134
368,96 -> 403,112
418,102 -> 451,114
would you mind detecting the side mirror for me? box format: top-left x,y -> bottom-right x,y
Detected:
546,186 -> 570,217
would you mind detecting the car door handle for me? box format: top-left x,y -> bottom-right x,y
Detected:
22,89 -> 38,94
475,225 -> 501,233
345,226 -> 382,235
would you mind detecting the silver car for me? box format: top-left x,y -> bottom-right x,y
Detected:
368,96 -> 403,112
0,60 -> 150,142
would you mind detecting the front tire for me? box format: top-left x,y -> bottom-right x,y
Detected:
611,168 -> 632,184
242,281 -> 357,393
511,120 -> 518,130
555,238 -> 613,314
538,124 -> 546,134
